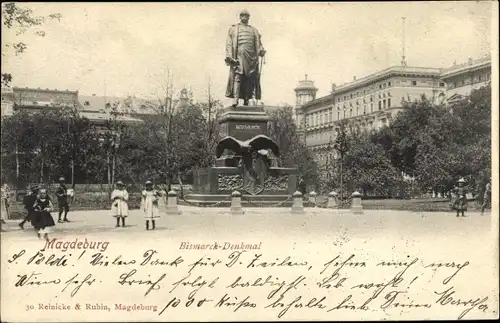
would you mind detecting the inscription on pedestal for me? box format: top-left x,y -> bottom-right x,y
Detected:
228,121 -> 267,141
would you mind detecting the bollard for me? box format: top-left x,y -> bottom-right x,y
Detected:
291,191 -> 304,214
327,191 -> 338,209
350,191 -> 363,214
166,190 -> 181,215
309,191 -> 317,207
230,191 -> 244,215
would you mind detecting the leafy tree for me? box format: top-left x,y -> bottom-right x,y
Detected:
267,106 -> 319,187
385,95 -> 438,174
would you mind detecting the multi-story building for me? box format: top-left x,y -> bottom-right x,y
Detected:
440,55 -> 492,104
294,66 -> 445,170
1,87 -> 144,127
78,88 -> 196,118
10,86 -> 79,112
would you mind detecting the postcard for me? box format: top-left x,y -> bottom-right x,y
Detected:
1,2 -> 498,322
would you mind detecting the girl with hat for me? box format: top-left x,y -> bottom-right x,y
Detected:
32,188 -> 56,240
452,177 -> 468,217
111,181 -> 129,227
141,180 -> 160,230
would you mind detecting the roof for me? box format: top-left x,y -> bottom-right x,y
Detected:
78,94 -> 162,115
78,95 -> 123,111
79,111 -> 143,124
294,80 -> 318,92
440,56 -> 491,79
332,66 -> 442,94
13,87 -> 78,95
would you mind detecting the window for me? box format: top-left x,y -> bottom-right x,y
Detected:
383,100 -> 386,109
478,75 -> 482,81
387,98 -> 391,108
379,84 -> 382,89
439,82 -> 445,87
350,94 -> 353,99
356,107 -> 359,116
378,101 -> 382,110
337,112 -> 340,120
388,81 -> 392,86
461,80 -> 465,85
343,111 -> 346,118
363,105 -> 367,114
411,81 -> 417,86
370,103 -> 374,113
349,109 -> 352,117
487,73 -> 491,80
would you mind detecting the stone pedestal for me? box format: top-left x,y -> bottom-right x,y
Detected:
217,105 -> 270,167
350,191 -> 363,214
185,166 -> 298,207
186,104 -> 300,207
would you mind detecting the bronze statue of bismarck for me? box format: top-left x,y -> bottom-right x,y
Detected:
225,9 -> 266,107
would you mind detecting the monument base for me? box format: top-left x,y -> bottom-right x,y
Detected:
217,105 -> 271,167
184,166 -> 298,207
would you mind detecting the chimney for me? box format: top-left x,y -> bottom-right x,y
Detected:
353,76 -> 356,81
92,94 -> 96,96
468,57 -> 473,65
331,83 -> 337,93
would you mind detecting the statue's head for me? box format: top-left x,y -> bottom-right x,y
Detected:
240,9 -> 250,24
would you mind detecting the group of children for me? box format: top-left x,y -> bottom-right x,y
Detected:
9,178 -> 165,240
17,177 -> 72,240
111,180 -> 166,230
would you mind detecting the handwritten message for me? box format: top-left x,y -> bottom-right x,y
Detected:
1,237 -> 495,321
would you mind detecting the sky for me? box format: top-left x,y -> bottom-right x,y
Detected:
1,2 -> 495,106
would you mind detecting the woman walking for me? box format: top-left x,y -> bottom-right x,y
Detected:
32,189 -> 56,240
142,181 -> 160,230
111,181 -> 129,227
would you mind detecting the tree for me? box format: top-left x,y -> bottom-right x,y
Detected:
332,120 -> 350,200
267,106 -> 319,188
413,86 -> 491,194
386,95 -> 438,175
343,140 -> 402,197
2,2 -> 62,86
1,108 -> 99,187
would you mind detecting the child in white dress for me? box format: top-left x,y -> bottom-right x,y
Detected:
111,181 -> 129,227
142,181 -> 160,230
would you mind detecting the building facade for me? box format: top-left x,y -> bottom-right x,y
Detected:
1,87 -> 144,128
440,55 -> 492,104
8,87 -> 79,113
294,66 -> 445,170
